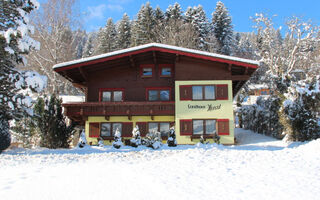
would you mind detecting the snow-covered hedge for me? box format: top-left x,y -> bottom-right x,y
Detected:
238,77 -> 320,141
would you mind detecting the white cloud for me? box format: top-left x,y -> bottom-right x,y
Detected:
87,4 -> 124,20
106,4 -> 123,12
87,4 -> 107,20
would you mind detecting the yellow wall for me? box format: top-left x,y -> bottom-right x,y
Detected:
175,80 -> 235,144
85,115 -> 175,145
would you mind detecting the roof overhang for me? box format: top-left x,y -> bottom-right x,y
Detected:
53,43 -> 259,72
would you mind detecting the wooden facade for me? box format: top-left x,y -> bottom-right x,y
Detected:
54,43 -> 259,145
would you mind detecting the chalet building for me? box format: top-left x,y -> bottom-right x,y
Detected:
53,43 -> 259,145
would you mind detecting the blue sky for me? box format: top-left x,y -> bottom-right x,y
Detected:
76,0 -> 319,32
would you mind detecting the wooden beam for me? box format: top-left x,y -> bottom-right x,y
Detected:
175,54 -> 180,63
227,64 -> 232,72
231,75 -> 250,81
152,51 -> 157,65
129,55 -> 136,68
79,67 -> 89,81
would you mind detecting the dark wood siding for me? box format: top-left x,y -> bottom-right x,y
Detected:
86,58 -> 175,102
136,122 -> 147,137
175,57 -> 231,81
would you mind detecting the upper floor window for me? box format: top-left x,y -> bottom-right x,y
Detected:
100,89 -> 124,102
159,64 -> 173,77
146,87 -> 171,101
180,84 -> 228,101
140,64 -> 154,78
192,85 -> 215,100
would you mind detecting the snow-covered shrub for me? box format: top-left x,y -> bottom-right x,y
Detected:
98,137 -> 104,147
33,94 -> 75,149
283,77 -> 320,141
144,130 -> 162,149
130,125 -> 141,147
112,128 -> 122,149
239,96 -> 283,138
78,130 -> 87,148
167,126 -> 177,147
213,133 -> 220,144
0,119 -> 11,153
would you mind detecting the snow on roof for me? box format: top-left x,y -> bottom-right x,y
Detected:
248,84 -> 269,90
53,43 -> 260,70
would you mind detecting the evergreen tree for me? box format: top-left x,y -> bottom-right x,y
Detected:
112,128 -> 122,149
34,94 -> 75,149
83,32 -> 97,58
153,6 -> 165,43
117,13 -> 131,49
165,2 -> 183,21
167,126 -> 177,147
185,5 -> 210,50
97,18 -> 117,54
211,1 -> 234,55
0,0 -> 40,153
131,2 -> 155,46
130,125 -> 141,147
78,129 -> 87,148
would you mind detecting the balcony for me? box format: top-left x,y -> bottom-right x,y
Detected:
63,101 -> 175,123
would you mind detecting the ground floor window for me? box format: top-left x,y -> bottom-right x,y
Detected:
192,119 -> 216,135
148,122 -> 171,138
100,122 -> 122,137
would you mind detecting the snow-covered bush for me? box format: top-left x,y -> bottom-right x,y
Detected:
98,137 -> 104,147
144,130 -> 162,149
167,126 -> 177,147
283,77 -> 320,141
213,133 -> 220,144
239,96 -> 283,138
130,125 -> 141,147
78,130 -> 87,148
112,128 -> 122,149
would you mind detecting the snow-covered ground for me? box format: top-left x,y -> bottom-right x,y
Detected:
1,129 -> 319,200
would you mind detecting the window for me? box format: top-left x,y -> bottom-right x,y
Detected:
100,122 -> 123,138
192,85 -> 215,100
192,119 -> 216,135
148,122 -> 171,138
146,88 -> 171,101
100,89 -> 124,102
140,64 -> 154,77
159,64 -> 173,77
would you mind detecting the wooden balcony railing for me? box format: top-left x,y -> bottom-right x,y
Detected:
63,101 -> 175,122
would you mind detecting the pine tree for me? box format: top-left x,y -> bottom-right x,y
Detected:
97,18 -> 117,54
34,94 -> 75,149
185,5 -> 210,50
130,125 -> 141,147
131,2 -> 155,46
165,2 -> 183,21
83,32 -> 97,58
0,0 -> 40,153
112,128 -> 122,149
211,1 -> 234,55
153,6 -> 165,43
117,13 -> 131,49
167,126 -> 177,147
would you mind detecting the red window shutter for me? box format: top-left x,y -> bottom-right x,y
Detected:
180,120 -> 192,136
180,85 -> 192,100
122,122 -> 133,137
136,122 -> 147,137
217,119 -> 229,135
216,84 -> 228,100
89,123 -> 100,138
